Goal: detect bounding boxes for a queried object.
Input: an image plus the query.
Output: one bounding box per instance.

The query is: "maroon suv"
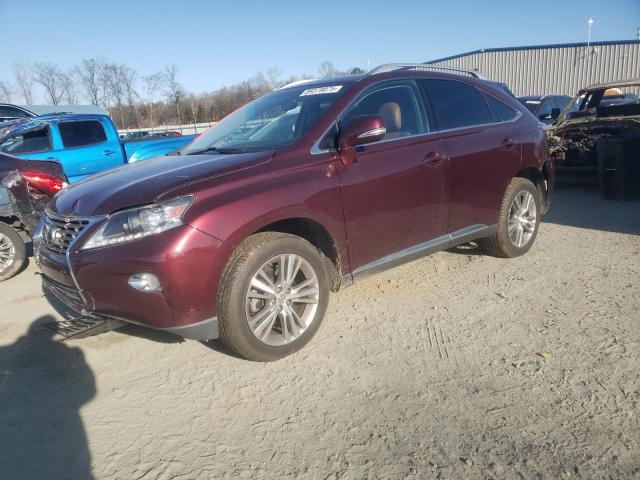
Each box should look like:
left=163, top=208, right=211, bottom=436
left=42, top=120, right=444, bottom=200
left=36, top=65, right=553, bottom=361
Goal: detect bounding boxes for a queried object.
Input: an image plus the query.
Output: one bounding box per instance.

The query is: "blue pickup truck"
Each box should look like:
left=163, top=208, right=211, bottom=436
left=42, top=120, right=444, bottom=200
left=0, top=114, right=196, bottom=183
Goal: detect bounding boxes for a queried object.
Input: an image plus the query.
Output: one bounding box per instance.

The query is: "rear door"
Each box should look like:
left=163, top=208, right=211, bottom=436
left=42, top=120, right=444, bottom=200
left=53, top=118, right=122, bottom=181
left=420, top=78, right=520, bottom=232
left=332, top=79, right=450, bottom=273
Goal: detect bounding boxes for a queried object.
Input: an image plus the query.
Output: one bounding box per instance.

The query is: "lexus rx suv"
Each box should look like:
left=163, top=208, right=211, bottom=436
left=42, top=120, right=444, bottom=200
left=35, top=65, right=554, bottom=361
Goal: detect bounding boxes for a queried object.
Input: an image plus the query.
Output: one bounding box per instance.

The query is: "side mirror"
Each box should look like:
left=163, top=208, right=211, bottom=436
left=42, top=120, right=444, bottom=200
left=338, top=115, right=386, bottom=165
left=551, top=107, right=561, bottom=119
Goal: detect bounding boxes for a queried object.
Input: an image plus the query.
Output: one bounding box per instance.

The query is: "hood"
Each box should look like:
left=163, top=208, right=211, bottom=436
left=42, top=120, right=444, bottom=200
left=50, top=151, right=272, bottom=217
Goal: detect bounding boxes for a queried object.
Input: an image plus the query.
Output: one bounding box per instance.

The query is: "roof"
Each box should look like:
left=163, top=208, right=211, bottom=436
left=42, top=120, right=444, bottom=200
left=16, top=104, right=108, bottom=116
left=580, top=78, right=640, bottom=93
left=427, top=39, right=640, bottom=64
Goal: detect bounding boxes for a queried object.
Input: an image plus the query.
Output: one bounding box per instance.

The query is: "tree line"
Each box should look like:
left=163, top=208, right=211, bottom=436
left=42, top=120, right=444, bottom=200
left=0, top=60, right=364, bottom=130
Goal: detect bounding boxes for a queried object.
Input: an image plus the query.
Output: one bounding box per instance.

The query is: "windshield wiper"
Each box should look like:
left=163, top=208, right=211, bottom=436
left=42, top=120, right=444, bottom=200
left=186, top=146, right=245, bottom=155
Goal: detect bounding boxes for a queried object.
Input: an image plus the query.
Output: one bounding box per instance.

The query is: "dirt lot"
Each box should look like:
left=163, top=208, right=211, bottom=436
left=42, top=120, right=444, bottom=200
left=0, top=188, right=639, bottom=480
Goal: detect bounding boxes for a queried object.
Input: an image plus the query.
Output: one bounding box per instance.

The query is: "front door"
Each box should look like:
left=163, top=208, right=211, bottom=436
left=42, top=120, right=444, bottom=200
left=334, top=80, right=450, bottom=274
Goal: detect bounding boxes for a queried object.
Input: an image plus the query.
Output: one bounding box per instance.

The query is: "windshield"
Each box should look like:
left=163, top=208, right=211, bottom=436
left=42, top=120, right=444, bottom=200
left=183, top=84, right=349, bottom=154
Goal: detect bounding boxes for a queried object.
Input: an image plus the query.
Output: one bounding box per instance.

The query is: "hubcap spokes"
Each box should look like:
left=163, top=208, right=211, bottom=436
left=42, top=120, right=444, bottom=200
left=508, top=190, right=537, bottom=248
left=0, top=233, right=16, bottom=272
left=246, top=254, right=319, bottom=346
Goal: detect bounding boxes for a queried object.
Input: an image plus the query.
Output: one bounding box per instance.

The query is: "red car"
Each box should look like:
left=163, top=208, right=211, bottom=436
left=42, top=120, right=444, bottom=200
left=36, top=65, right=554, bottom=360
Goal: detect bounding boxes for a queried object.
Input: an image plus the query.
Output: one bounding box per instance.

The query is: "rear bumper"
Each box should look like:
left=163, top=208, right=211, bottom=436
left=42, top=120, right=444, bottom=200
left=36, top=223, right=228, bottom=341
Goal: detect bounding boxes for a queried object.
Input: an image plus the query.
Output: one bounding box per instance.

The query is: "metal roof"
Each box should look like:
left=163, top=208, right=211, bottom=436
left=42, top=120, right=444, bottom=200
left=427, top=40, right=640, bottom=64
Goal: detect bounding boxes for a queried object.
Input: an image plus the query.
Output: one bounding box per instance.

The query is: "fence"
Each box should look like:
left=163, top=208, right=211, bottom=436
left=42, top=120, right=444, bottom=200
left=118, top=121, right=217, bottom=137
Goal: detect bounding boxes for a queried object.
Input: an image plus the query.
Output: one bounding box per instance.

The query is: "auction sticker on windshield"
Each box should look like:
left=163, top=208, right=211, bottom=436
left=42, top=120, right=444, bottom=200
left=300, top=86, right=343, bottom=96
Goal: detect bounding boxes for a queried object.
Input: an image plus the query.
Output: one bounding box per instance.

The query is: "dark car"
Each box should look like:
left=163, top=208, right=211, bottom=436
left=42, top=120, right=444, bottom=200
left=0, top=104, right=34, bottom=123
left=0, top=152, right=67, bottom=280
left=517, top=95, right=572, bottom=124
left=35, top=64, right=553, bottom=360
left=144, top=131, right=182, bottom=138
left=547, top=79, right=640, bottom=198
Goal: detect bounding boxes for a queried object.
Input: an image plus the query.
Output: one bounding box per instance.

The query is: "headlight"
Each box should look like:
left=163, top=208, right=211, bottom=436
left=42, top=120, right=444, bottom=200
left=81, top=196, right=194, bottom=250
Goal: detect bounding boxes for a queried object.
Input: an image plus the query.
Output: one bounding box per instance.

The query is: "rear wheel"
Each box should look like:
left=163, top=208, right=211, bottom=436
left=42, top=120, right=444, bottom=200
left=481, top=177, right=541, bottom=258
left=218, top=232, right=330, bottom=361
left=0, top=222, right=26, bottom=282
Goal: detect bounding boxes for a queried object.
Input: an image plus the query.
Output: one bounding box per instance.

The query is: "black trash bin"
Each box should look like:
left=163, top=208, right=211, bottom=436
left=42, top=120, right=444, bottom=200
left=596, top=137, right=640, bottom=200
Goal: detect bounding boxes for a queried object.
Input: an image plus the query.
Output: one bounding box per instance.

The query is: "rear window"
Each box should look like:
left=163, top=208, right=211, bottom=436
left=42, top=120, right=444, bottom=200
left=59, top=120, right=107, bottom=147
left=0, top=126, right=51, bottom=154
left=485, top=94, right=519, bottom=122
left=421, top=79, right=492, bottom=130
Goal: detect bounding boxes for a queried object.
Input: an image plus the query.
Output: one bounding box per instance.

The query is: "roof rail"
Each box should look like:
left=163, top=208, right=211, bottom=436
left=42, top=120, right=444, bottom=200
left=367, top=63, right=486, bottom=79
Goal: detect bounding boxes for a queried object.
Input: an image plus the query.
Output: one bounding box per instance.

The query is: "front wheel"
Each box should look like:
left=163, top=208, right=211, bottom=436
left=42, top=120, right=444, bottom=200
left=217, top=232, right=330, bottom=361
left=481, top=177, right=541, bottom=258
left=0, top=222, right=27, bottom=282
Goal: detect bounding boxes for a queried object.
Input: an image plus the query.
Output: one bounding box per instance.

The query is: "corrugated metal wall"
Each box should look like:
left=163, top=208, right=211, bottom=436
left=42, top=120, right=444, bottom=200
left=428, top=43, right=640, bottom=96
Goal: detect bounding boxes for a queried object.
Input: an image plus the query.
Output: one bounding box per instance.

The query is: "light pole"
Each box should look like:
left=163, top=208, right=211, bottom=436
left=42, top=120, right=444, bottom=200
left=586, top=18, right=594, bottom=84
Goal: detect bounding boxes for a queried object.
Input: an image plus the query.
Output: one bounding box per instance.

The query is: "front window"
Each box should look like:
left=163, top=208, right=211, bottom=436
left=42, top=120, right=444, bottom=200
left=183, top=83, right=350, bottom=154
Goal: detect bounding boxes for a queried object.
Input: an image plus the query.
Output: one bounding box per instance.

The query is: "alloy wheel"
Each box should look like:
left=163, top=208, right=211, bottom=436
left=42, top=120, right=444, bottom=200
left=508, top=190, right=537, bottom=248
left=0, top=232, right=16, bottom=273
left=245, top=253, right=320, bottom=346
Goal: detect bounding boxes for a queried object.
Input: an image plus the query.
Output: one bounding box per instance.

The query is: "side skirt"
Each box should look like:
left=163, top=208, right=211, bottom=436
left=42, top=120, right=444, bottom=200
left=348, top=224, right=496, bottom=283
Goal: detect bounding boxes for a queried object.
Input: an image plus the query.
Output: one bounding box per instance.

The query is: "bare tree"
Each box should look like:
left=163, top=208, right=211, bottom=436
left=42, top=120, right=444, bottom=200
left=102, top=63, right=127, bottom=127
left=120, top=66, right=139, bottom=128
left=61, top=71, right=79, bottom=104
left=163, top=65, right=185, bottom=125
left=318, top=61, right=337, bottom=79
left=76, top=58, right=103, bottom=105
left=142, top=73, right=162, bottom=128
left=186, top=94, right=200, bottom=131
left=265, top=66, right=283, bottom=90
left=0, top=81, right=15, bottom=103
left=13, top=62, right=35, bottom=104
left=33, top=62, right=66, bottom=104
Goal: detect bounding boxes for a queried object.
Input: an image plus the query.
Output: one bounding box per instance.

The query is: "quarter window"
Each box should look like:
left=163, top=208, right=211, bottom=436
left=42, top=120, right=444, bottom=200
left=421, top=79, right=492, bottom=130
left=0, top=126, right=52, bottom=154
left=485, top=94, right=519, bottom=122
left=59, top=120, right=107, bottom=148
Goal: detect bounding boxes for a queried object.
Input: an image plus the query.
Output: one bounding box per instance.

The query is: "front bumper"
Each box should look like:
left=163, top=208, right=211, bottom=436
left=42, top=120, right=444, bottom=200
left=36, top=223, right=228, bottom=341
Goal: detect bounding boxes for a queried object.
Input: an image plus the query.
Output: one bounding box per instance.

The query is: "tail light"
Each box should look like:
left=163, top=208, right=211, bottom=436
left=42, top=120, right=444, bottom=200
left=20, top=172, right=68, bottom=196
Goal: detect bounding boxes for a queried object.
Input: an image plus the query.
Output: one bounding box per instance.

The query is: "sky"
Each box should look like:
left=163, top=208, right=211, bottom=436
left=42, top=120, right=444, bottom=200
left=0, top=0, right=638, bottom=100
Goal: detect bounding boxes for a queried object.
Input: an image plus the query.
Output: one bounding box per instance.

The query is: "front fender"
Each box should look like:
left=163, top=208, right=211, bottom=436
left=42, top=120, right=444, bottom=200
left=179, top=157, right=350, bottom=276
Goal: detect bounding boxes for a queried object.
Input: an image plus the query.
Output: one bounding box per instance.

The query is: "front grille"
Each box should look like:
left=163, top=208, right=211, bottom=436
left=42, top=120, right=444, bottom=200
left=41, top=275, right=87, bottom=314
left=41, top=212, right=90, bottom=255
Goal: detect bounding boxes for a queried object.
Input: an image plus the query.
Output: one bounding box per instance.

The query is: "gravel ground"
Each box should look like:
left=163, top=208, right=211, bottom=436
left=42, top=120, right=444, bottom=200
left=1, top=187, right=639, bottom=480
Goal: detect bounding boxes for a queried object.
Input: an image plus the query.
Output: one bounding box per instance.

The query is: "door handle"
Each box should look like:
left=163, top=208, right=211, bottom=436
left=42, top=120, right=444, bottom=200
left=500, top=138, right=516, bottom=149
left=423, top=151, right=448, bottom=166
left=102, top=149, right=116, bottom=156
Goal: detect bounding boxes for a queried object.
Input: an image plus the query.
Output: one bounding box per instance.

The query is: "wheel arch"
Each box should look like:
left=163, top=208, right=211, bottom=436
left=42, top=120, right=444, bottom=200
left=253, top=217, right=343, bottom=292
left=515, top=165, right=551, bottom=214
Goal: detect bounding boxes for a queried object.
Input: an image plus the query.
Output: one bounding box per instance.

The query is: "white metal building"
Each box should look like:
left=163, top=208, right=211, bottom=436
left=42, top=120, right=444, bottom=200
left=426, top=40, right=640, bottom=96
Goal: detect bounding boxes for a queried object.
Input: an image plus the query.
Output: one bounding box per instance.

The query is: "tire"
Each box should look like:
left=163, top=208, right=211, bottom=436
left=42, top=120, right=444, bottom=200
left=218, top=232, right=330, bottom=361
left=0, top=222, right=27, bottom=282
left=480, top=177, right=541, bottom=258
